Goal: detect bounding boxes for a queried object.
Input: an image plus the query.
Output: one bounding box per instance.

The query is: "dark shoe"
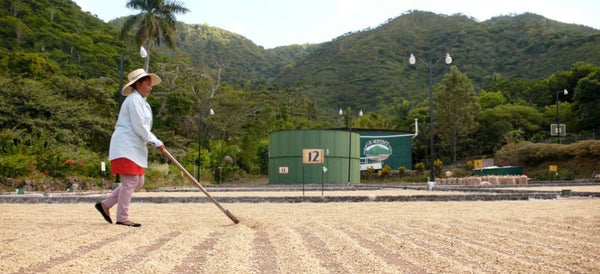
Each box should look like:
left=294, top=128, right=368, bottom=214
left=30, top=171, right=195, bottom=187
left=95, top=202, right=112, bottom=224
left=116, top=221, right=141, bottom=227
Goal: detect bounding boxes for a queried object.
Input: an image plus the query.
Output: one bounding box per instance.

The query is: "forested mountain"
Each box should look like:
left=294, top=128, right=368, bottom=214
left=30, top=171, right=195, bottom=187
left=270, top=11, right=600, bottom=111
left=175, top=24, right=318, bottom=88
left=1, top=0, right=599, bottom=182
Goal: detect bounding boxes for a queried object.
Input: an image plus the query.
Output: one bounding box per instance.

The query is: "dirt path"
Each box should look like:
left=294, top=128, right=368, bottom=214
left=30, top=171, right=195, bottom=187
left=1, top=199, right=599, bottom=273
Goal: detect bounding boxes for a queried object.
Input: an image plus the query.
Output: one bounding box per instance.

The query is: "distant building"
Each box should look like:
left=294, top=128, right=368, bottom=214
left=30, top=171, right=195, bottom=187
left=354, top=129, right=414, bottom=172
left=268, top=128, right=415, bottom=185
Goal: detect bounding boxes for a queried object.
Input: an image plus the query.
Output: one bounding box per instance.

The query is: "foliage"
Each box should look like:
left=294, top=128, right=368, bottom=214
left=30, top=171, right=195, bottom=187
left=379, top=165, right=392, bottom=178
left=572, top=69, right=600, bottom=131
left=0, top=75, right=115, bottom=153
left=170, top=23, right=315, bottom=89
left=366, top=166, right=375, bottom=175
left=495, top=140, right=600, bottom=167
left=0, top=154, right=34, bottom=178
left=414, top=162, right=425, bottom=174
left=532, top=169, right=575, bottom=181
left=272, top=11, right=600, bottom=112
left=209, top=139, right=240, bottom=183
left=434, top=159, right=443, bottom=176
left=144, top=162, right=175, bottom=189
left=0, top=0, right=125, bottom=79
left=397, top=166, right=406, bottom=176
left=477, top=90, right=506, bottom=109
left=445, top=166, right=473, bottom=178
left=435, top=66, right=481, bottom=162
left=120, top=0, right=189, bottom=71
left=466, top=160, right=474, bottom=171
left=0, top=128, right=105, bottom=180
left=476, top=104, right=546, bottom=155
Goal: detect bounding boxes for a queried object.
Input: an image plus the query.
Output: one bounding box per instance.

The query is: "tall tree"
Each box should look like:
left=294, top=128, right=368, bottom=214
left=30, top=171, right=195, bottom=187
left=477, top=104, right=545, bottom=154
left=435, top=66, right=480, bottom=162
left=572, top=70, right=600, bottom=132
left=121, top=0, right=189, bottom=71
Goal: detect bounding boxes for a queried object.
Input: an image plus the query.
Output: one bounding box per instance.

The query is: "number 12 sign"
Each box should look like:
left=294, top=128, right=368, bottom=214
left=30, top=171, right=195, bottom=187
left=303, top=149, right=324, bottom=164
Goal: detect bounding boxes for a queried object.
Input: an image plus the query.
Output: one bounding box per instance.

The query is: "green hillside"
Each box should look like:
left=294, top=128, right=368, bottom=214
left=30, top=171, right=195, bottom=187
left=0, top=0, right=127, bottom=79
left=271, top=11, right=600, bottom=111
left=0, top=0, right=598, bottom=184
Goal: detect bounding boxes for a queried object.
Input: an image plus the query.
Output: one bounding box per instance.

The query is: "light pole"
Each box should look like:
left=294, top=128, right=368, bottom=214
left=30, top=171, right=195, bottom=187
left=409, top=52, right=452, bottom=181
left=197, top=108, right=215, bottom=181
left=339, top=108, right=363, bottom=186
left=556, top=89, right=568, bottom=144
left=118, top=46, right=148, bottom=106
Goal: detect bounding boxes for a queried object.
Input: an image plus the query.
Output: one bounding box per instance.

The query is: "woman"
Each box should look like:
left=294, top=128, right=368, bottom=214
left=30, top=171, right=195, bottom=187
left=95, top=68, right=165, bottom=227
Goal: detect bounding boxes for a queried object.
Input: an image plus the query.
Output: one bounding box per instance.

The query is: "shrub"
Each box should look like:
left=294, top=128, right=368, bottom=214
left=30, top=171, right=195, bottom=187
left=532, top=169, right=574, bottom=181
left=397, top=166, right=406, bottom=177
left=495, top=141, right=595, bottom=166
left=0, top=154, right=34, bottom=178
left=466, top=160, right=473, bottom=171
left=414, top=162, right=425, bottom=174
left=434, top=159, right=443, bottom=176
left=379, top=165, right=392, bottom=178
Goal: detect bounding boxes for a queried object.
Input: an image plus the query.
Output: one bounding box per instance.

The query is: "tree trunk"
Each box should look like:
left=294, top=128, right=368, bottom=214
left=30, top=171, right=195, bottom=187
left=143, top=41, right=151, bottom=72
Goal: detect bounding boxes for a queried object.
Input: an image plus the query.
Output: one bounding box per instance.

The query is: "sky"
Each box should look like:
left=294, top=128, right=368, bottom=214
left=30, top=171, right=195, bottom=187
left=74, top=0, right=600, bottom=49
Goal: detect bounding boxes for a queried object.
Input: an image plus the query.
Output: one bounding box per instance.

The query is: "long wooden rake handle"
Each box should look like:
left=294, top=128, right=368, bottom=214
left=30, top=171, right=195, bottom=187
left=162, top=149, right=240, bottom=224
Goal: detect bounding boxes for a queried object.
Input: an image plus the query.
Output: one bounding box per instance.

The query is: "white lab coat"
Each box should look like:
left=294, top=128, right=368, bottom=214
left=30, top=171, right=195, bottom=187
left=108, top=90, right=163, bottom=168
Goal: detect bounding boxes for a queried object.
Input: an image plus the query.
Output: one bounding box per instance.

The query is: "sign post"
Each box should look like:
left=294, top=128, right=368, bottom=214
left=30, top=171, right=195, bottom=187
left=550, top=124, right=566, bottom=137
left=303, top=149, right=324, bottom=164
left=302, top=149, right=324, bottom=197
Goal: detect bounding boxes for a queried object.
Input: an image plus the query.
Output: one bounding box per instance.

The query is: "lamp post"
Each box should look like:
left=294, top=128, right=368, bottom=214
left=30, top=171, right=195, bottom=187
left=118, top=46, right=148, bottom=106
left=409, top=52, right=452, bottom=182
left=197, top=108, right=215, bottom=181
left=339, top=108, right=363, bottom=186
left=556, top=89, right=568, bottom=144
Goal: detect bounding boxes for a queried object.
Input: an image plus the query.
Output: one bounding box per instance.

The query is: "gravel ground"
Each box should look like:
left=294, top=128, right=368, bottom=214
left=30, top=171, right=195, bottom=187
left=1, top=198, right=599, bottom=273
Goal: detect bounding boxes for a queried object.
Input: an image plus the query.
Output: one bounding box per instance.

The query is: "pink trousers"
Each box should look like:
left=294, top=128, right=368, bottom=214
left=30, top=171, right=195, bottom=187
left=102, top=174, right=144, bottom=222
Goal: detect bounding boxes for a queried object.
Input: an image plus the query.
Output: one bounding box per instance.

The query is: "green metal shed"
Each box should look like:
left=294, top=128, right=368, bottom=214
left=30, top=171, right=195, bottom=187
left=472, top=166, right=523, bottom=176
left=355, top=129, right=415, bottom=171
left=268, top=129, right=360, bottom=185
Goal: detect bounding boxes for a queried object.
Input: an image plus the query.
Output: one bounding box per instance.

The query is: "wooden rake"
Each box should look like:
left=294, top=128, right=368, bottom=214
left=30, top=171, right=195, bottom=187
left=161, top=149, right=240, bottom=224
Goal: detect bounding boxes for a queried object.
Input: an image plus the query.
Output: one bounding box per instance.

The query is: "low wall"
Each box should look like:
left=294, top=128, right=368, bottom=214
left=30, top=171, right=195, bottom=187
left=436, top=175, right=529, bottom=185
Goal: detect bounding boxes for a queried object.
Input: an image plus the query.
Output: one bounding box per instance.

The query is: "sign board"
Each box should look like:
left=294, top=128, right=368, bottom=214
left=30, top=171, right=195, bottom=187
left=279, top=166, right=289, bottom=174
left=303, top=149, right=324, bottom=164
left=474, top=159, right=483, bottom=169
left=482, top=158, right=494, bottom=167
left=550, top=124, right=566, bottom=136
left=549, top=165, right=557, bottom=172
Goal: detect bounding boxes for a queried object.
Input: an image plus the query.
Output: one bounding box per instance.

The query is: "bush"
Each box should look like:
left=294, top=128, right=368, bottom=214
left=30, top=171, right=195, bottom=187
left=495, top=141, right=596, bottom=166
left=434, top=159, right=443, bottom=176
left=0, top=154, right=34, bottom=178
left=466, top=160, right=473, bottom=171
left=379, top=165, right=392, bottom=178
left=532, top=169, right=574, bottom=181
left=414, top=162, right=425, bottom=174
left=397, top=166, right=406, bottom=177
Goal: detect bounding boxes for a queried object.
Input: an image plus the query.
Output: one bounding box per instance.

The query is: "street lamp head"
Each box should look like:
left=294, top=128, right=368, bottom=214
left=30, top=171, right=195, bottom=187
left=563, top=89, right=568, bottom=95
left=445, top=53, right=452, bottom=64
left=140, top=46, right=147, bottom=58
left=409, top=53, right=416, bottom=65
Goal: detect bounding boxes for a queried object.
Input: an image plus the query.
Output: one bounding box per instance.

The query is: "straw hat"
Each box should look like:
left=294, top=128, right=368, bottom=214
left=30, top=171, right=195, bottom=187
left=121, top=68, right=161, bottom=96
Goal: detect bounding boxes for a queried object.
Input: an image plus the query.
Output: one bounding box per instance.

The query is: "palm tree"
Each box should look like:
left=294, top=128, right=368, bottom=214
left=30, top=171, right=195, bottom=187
left=121, top=0, right=189, bottom=71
